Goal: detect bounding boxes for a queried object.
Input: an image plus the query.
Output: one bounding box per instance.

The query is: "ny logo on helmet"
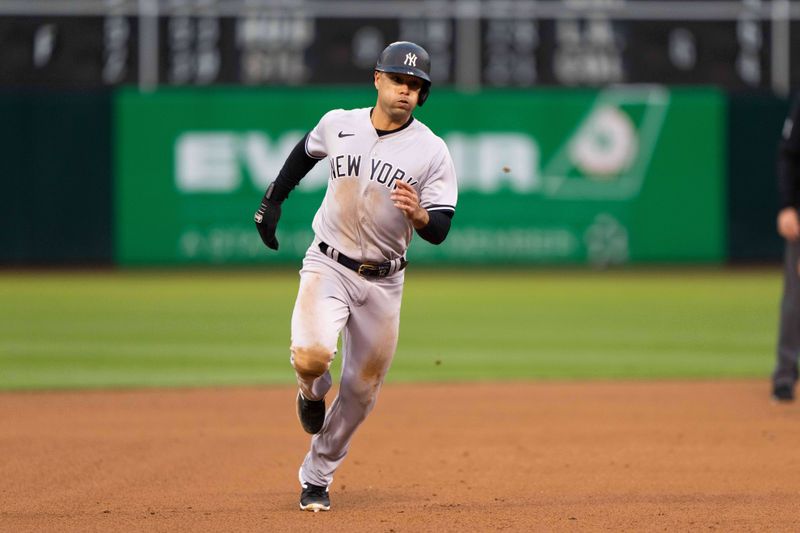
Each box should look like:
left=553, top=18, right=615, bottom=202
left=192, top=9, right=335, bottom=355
left=404, top=53, right=417, bottom=67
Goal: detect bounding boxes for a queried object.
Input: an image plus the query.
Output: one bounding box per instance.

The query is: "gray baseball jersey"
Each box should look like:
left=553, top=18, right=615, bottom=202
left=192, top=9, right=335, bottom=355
left=292, top=107, right=458, bottom=490
left=305, top=107, right=457, bottom=262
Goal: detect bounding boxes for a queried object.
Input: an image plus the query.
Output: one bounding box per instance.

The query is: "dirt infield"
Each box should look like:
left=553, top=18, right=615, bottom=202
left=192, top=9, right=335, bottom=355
left=2, top=381, right=799, bottom=532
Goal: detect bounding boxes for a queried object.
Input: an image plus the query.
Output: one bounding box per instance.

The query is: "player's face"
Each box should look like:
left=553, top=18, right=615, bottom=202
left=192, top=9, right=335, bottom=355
left=374, top=71, right=423, bottom=121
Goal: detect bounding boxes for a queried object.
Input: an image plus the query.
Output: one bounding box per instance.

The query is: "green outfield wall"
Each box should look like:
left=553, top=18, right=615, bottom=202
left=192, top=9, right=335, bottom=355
left=0, top=90, right=112, bottom=264
left=115, top=87, right=726, bottom=266
left=727, top=93, right=788, bottom=262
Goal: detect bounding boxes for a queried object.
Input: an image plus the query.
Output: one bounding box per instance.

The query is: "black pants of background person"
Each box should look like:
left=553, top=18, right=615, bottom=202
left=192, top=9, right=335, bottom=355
left=774, top=240, right=800, bottom=400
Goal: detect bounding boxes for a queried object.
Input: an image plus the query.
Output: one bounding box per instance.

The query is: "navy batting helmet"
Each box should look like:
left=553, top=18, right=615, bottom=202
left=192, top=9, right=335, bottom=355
left=375, top=41, right=432, bottom=106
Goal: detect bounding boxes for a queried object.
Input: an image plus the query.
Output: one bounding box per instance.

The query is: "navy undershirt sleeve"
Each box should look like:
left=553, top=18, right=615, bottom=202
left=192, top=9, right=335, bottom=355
left=416, top=210, right=454, bottom=245
left=268, top=133, right=320, bottom=203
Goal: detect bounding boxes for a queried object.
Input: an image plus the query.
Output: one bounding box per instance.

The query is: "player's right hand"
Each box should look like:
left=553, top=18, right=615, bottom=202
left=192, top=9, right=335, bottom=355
left=254, top=199, right=281, bottom=250
left=778, top=207, right=800, bottom=241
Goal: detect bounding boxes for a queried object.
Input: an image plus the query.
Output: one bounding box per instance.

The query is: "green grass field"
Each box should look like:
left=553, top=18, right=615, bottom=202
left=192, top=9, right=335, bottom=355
left=0, top=269, right=782, bottom=390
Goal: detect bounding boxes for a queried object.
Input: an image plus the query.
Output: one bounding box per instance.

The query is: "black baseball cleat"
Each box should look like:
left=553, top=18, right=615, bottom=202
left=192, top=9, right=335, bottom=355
left=772, top=384, right=795, bottom=403
left=296, top=391, right=326, bottom=434
left=299, top=481, right=330, bottom=512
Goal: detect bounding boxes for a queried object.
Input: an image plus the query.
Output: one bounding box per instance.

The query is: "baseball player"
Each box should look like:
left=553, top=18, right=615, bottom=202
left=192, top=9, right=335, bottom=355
left=773, top=93, right=800, bottom=402
left=253, top=41, right=457, bottom=511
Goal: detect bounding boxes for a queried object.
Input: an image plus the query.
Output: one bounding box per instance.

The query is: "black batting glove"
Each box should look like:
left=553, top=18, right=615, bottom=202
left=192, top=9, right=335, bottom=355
left=254, top=182, right=282, bottom=251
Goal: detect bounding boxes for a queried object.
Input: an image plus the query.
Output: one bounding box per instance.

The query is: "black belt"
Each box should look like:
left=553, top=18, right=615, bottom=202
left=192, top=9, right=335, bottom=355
left=318, top=242, right=407, bottom=278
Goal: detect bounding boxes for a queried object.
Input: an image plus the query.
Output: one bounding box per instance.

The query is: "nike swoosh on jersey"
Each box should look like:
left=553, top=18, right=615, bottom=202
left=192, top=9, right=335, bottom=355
left=338, top=131, right=355, bottom=138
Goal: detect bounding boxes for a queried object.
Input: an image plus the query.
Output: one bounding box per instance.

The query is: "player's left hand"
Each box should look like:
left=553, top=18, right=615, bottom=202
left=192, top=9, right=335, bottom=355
left=391, top=181, right=429, bottom=229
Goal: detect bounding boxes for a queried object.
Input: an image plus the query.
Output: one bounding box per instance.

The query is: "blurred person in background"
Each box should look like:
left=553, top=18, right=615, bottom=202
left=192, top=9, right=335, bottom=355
left=773, top=94, right=800, bottom=402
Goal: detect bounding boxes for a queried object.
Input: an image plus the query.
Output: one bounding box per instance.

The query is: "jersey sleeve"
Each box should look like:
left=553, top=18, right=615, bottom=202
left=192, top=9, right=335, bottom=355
left=304, top=110, right=338, bottom=160
left=419, top=142, right=458, bottom=214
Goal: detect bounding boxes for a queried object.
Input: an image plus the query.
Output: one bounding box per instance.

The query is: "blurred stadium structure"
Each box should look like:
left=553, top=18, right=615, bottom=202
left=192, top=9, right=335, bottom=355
left=0, top=0, right=798, bottom=266
left=1, top=0, right=799, bottom=91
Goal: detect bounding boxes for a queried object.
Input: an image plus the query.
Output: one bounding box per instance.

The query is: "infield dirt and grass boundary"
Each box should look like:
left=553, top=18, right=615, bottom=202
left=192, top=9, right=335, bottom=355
left=2, top=270, right=796, bottom=530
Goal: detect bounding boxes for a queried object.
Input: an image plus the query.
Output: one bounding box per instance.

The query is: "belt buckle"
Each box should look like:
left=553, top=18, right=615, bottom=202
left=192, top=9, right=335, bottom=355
left=357, top=264, right=375, bottom=276
left=357, top=263, right=388, bottom=277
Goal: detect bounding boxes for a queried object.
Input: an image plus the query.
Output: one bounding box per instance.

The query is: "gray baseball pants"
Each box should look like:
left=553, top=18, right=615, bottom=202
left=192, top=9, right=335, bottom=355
left=290, top=244, right=404, bottom=488
left=774, top=240, right=800, bottom=387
